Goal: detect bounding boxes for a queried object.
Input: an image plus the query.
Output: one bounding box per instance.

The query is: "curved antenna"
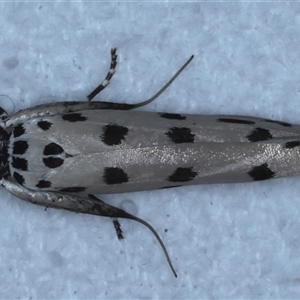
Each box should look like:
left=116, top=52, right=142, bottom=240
left=124, top=211, right=177, bottom=278
left=131, top=55, right=194, bottom=109
left=88, top=194, right=177, bottom=277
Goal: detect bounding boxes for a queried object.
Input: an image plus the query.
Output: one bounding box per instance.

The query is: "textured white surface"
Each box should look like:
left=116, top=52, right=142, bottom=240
left=1, top=2, right=300, bottom=299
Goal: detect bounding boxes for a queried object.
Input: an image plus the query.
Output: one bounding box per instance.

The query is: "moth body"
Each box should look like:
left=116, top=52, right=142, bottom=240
left=1, top=48, right=298, bottom=277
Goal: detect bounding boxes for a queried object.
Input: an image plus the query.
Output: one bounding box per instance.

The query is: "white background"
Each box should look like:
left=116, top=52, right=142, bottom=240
left=1, top=2, right=300, bottom=299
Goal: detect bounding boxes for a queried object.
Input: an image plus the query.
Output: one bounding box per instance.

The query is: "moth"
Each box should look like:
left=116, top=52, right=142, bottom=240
left=1, top=49, right=299, bottom=277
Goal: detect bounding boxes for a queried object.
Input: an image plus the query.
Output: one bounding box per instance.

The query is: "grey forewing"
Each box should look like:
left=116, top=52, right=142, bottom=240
left=7, top=109, right=300, bottom=195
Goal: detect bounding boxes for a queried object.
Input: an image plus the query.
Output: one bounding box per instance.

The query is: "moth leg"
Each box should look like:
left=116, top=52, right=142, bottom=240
left=2, top=179, right=177, bottom=277
left=87, top=48, right=118, bottom=101
left=112, top=218, right=124, bottom=240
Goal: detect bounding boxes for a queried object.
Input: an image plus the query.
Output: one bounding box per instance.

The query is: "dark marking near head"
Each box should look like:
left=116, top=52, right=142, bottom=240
left=13, top=140, right=28, bottom=155
left=264, top=119, right=292, bottom=127
left=36, top=180, right=52, bottom=188
left=248, top=163, right=275, bottom=181
left=159, top=113, right=186, bottom=120
left=160, top=185, right=183, bottom=189
left=13, top=172, right=24, bottom=184
left=12, top=157, right=28, bottom=171
left=103, top=167, right=129, bottom=184
left=247, top=128, right=272, bottom=142
left=62, top=113, right=87, bottom=122
left=0, top=127, right=8, bottom=141
left=0, top=107, right=7, bottom=120
left=60, top=187, right=87, bottom=193
left=101, top=124, right=128, bottom=146
left=43, top=143, right=64, bottom=155
left=218, top=118, right=255, bottom=125
left=13, top=124, right=25, bottom=138
left=168, top=167, right=197, bottom=182
left=166, top=127, right=195, bottom=143
left=285, top=141, right=300, bottom=149
left=43, top=157, right=64, bottom=168
left=37, top=120, right=52, bottom=130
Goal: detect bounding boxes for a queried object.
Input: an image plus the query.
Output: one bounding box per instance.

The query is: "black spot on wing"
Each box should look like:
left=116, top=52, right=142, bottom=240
left=37, top=120, right=52, bottom=130
left=13, top=140, right=28, bottom=155
left=247, top=128, right=272, bottom=142
left=285, top=141, right=300, bottom=149
left=12, top=157, right=28, bottom=171
left=168, top=167, right=197, bottom=182
left=264, top=119, right=292, bottom=127
left=103, top=167, right=129, bottom=184
left=13, top=124, right=25, bottom=138
left=101, top=124, right=128, bottom=146
left=159, top=113, right=186, bottom=120
left=248, top=163, right=275, bottom=181
left=166, top=127, right=195, bottom=143
left=43, top=143, right=64, bottom=155
left=36, top=180, right=52, bottom=188
left=60, top=187, right=87, bottom=193
left=13, top=172, right=24, bottom=184
left=62, top=113, right=87, bottom=122
left=43, top=157, right=64, bottom=168
left=218, top=118, right=255, bottom=125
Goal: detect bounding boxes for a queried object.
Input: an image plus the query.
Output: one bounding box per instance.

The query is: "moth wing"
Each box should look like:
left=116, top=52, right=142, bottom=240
left=8, top=109, right=300, bottom=194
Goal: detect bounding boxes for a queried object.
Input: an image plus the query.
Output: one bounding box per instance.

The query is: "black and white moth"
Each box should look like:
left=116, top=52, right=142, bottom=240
left=1, top=49, right=299, bottom=277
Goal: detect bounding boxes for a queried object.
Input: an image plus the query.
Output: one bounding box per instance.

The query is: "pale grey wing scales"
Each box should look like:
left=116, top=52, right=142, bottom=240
left=8, top=109, right=300, bottom=194
left=20, top=139, right=300, bottom=194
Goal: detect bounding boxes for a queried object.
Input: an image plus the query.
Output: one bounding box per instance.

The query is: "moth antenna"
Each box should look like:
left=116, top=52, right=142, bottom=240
left=132, top=55, right=194, bottom=109
left=88, top=194, right=177, bottom=277
left=124, top=212, right=177, bottom=278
